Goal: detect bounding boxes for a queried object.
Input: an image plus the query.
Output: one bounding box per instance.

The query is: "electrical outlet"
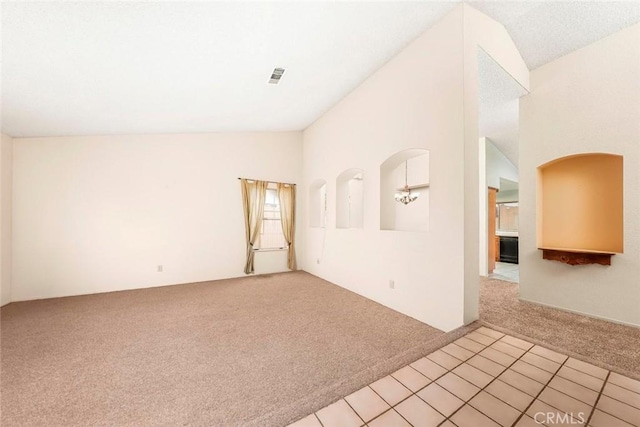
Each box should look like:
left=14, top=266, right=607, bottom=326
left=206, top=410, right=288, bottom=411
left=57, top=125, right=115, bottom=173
left=389, top=280, right=395, bottom=289
left=157, top=265, right=163, bottom=273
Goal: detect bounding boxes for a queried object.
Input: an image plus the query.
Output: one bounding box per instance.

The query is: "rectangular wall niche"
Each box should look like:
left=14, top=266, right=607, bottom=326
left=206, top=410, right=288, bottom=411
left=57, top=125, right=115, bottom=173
left=336, top=169, right=364, bottom=229
left=380, top=149, right=430, bottom=232
left=537, top=153, right=623, bottom=265
left=309, top=179, right=327, bottom=228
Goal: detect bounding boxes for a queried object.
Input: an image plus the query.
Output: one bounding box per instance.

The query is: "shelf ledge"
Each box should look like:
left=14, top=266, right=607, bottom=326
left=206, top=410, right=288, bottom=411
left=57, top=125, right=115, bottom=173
left=538, top=248, right=614, bottom=266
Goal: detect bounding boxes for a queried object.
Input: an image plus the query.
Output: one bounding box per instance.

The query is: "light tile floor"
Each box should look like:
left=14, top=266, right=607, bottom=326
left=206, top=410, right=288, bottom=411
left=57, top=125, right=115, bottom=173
left=288, top=327, right=640, bottom=427
left=490, top=262, right=519, bottom=283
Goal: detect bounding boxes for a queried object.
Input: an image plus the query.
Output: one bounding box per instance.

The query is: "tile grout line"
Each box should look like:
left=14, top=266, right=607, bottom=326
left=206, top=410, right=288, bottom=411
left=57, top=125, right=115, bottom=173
left=312, top=333, right=485, bottom=427
left=404, top=364, right=462, bottom=422
left=464, top=330, right=494, bottom=342
left=543, top=378, right=599, bottom=407
left=308, top=329, right=634, bottom=427
left=480, top=319, right=640, bottom=383
left=449, top=333, right=604, bottom=425
left=584, top=371, right=640, bottom=426
left=354, top=328, right=498, bottom=425
left=555, top=365, right=607, bottom=390
left=365, top=339, right=497, bottom=426
left=597, top=388, right=640, bottom=414
left=387, top=362, right=477, bottom=426
left=356, top=337, right=540, bottom=426
left=341, top=397, right=367, bottom=427
left=383, top=407, right=414, bottom=427
left=510, top=356, right=572, bottom=427
left=290, top=322, right=485, bottom=426
left=584, top=370, right=610, bottom=427
left=366, top=379, right=418, bottom=426
left=432, top=335, right=632, bottom=426
left=439, top=337, right=570, bottom=426
left=401, top=343, right=494, bottom=425
left=512, top=360, right=640, bottom=425
left=563, top=360, right=610, bottom=382
left=526, top=343, right=576, bottom=364
left=453, top=347, right=535, bottom=415
left=441, top=338, right=539, bottom=427
left=428, top=332, right=544, bottom=425
left=527, top=360, right=635, bottom=419
left=361, top=386, right=389, bottom=425
left=605, top=376, right=640, bottom=395
left=410, top=356, right=477, bottom=421
left=501, top=352, right=614, bottom=407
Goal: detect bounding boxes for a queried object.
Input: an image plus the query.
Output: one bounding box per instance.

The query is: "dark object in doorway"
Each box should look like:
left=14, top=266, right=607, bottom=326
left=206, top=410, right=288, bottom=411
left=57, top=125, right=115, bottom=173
left=499, top=236, right=518, bottom=264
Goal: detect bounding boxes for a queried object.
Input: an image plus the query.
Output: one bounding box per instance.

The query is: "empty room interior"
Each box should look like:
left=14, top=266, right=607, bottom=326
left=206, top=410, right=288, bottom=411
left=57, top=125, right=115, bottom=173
left=2, top=2, right=640, bottom=427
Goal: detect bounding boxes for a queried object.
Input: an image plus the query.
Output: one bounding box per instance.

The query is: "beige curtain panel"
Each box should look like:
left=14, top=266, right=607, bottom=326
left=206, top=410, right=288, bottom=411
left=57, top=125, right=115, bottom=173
left=277, top=183, right=297, bottom=271
left=241, top=179, right=268, bottom=274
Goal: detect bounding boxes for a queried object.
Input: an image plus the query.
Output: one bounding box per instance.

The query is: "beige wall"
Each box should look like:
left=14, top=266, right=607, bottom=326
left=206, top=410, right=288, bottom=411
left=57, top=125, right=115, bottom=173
left=1, top=133, right=13, bottom=306
left=539, top=154, right=623, bottom=253
left=302, top=5, right=528, bottom=331
left=12, top=132, right=303, bottom=301
left=520, top=24, right=640, bottom=326
left=303, top=6, right=466, bottom=331
left=462, top=6, right=529, bottom=323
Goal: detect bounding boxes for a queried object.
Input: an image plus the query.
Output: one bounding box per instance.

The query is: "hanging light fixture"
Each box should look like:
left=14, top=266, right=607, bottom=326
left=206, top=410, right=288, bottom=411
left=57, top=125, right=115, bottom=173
left=395, top=161, right=420, bottom=205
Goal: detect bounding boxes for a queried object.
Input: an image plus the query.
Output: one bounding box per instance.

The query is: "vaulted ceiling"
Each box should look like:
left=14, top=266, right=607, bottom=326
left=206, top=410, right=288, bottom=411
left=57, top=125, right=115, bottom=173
left=2, top=1, right=639, bottom=141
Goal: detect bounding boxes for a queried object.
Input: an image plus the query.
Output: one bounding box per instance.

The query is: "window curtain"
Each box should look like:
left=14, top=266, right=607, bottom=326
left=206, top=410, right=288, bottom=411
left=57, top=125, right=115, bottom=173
left=241, top=179, right=268, bottom=274
left=277, top=183, right=297, bottom=270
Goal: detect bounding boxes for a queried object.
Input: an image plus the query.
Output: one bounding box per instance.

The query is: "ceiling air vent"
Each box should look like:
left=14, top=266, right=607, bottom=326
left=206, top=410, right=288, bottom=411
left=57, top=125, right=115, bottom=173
left=268, top=67, right=285, bottom=84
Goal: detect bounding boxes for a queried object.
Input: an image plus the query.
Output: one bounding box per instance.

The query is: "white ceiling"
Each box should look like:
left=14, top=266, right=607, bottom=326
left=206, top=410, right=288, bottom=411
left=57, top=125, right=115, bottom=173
left=471, top=1, right=640, bottom=70
left=1, top=1, right=457, bottom=137
left=2, top=1, right=640, bottom=138
left=473, top=1, right=640, bottom=167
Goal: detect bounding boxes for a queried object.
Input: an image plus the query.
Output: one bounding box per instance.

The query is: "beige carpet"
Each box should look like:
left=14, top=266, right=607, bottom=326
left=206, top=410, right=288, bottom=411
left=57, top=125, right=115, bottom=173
left=480, top=276, right=640, bottom=380
left=1, top=271, right=459, bottom=427
left=4, top=273, right=637, bottom=426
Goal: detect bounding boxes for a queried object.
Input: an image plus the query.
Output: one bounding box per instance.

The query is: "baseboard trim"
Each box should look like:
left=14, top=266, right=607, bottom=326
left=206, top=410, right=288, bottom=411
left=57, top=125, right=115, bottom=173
left=6, top=270, right=298, bottom=305
left=518, top=296, right=639, bottom=328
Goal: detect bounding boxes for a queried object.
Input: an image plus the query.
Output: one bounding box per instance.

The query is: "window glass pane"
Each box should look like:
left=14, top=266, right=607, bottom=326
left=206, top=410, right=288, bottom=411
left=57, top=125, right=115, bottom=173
left=265, top=188, right=279, bottom=207
left=256, top=188, right=286, bottom=249
left=497, top=202, right=519, bottom=232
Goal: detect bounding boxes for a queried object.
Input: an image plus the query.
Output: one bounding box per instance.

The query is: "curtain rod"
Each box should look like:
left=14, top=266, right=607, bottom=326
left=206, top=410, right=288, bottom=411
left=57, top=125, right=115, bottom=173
left=237, top=177, right=296, bottom=186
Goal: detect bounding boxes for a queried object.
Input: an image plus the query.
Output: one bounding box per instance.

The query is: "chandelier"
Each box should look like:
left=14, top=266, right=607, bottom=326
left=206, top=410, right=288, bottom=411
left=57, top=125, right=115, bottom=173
left=394, top=161, right=420, bottom=205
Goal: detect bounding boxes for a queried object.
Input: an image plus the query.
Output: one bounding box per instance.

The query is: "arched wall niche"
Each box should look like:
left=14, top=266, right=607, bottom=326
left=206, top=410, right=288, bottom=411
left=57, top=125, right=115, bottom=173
left=380, top=149, right=430, bottom=231
left=537, top=153, right=623, bottom=257
left=309, top=179, right=327, bottom=228
left=336, top=169, right=364, bottom=229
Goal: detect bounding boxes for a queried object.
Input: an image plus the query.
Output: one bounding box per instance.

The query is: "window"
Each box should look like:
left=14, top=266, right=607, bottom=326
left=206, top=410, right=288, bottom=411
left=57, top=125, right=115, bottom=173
left=496, top=202, right=519, bottom=232
left=256, top=188, right=287, bottom=250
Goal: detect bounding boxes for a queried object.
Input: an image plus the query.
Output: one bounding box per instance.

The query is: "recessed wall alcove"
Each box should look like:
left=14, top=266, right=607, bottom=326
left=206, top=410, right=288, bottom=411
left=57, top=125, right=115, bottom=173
left=380, top=149, right=430, bottom=231
left=537, top=153, right=623, bottom=265
left=336, top=169, right=364, bottom=229
left=309, top=179, right=327, bottom=228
